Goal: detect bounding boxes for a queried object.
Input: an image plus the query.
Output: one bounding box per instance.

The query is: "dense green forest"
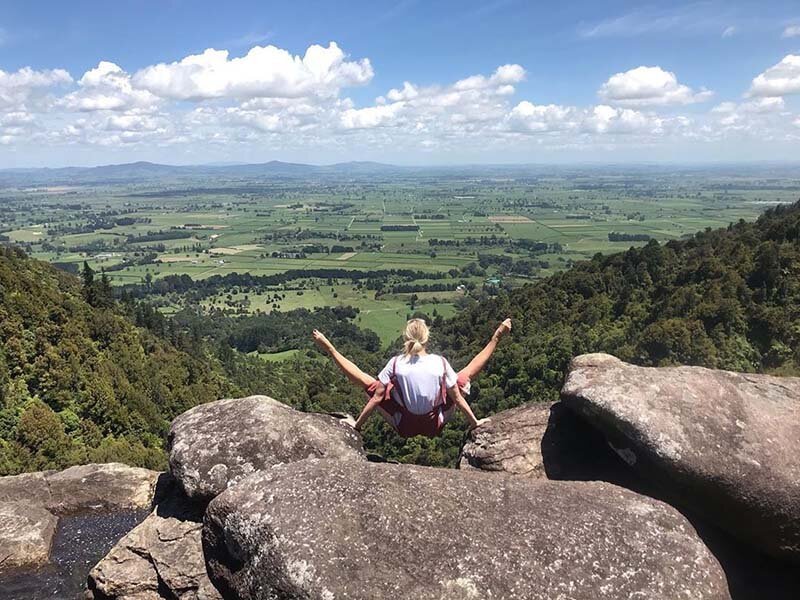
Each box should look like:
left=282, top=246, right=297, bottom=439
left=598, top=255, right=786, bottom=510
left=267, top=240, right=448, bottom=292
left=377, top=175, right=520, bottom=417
left=0, top=247, right=233, bottom=474
left=1, top=201, right=798, bottom=473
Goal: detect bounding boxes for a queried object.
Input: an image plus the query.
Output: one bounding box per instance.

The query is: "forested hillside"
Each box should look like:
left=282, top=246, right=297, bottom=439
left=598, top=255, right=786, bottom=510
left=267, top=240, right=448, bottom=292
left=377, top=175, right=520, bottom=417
left=0, top=246, right=233, bottom=474
left=436, top=200, right=800, bottom=413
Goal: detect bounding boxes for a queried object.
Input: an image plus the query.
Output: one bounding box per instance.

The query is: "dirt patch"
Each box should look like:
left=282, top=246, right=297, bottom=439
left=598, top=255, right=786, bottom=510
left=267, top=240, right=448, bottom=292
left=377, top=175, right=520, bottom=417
left=337, top=252, right=357, bottom=261
left=488, top=215, right=533, bottom=223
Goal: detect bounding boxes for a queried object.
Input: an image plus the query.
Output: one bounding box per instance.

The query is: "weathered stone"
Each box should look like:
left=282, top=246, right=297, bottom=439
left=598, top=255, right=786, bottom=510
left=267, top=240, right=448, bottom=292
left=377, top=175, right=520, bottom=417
left=168, top=395, right=365, bottom=501
left=0, top=471, right=53, bottom=504
left=87, top=488, right=220, bottom=600
left=204, top=459, right=729, bottom=600
left=0, top=501, right=57, bottom=571
left=458, top=401, right=639, bottom=485
left=46, top=463, right=160, bottom=515
left=561, top=352, right=800, bottom=563
left=0, top=464, right=159, bottom=517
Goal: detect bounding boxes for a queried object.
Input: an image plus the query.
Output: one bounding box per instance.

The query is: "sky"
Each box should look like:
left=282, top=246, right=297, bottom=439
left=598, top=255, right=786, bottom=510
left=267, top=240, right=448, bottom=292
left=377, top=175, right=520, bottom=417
left=1, top=0, right=800, bottom=167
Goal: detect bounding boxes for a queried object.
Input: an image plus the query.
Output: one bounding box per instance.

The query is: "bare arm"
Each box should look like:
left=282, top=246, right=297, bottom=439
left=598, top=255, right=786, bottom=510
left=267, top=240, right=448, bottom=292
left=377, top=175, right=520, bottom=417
left=354, top=381, right=385, bottom=431
left=447, top=385, right=487, bottom=429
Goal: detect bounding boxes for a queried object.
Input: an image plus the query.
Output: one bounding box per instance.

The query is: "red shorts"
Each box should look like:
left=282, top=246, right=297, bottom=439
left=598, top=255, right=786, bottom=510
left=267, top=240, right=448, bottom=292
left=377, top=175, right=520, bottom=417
left=364, top=371, right=470, bottom=438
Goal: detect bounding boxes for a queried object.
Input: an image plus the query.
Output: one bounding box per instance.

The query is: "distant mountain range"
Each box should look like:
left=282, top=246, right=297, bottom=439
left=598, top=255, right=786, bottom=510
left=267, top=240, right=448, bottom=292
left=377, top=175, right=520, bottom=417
left=0, top=160, right=412, bottom=185
left=2, top=159, right=800, bottom=186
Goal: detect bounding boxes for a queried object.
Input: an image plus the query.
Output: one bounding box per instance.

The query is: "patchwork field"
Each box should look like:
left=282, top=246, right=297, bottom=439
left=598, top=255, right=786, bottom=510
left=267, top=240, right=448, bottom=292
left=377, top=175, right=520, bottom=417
left=2, top=167, right=795, bottom=340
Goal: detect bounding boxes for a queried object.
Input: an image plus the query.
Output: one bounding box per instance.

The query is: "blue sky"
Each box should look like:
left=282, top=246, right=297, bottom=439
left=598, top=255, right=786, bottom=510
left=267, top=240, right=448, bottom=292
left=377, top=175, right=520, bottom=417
left=1, top=0, right=800, bottom=166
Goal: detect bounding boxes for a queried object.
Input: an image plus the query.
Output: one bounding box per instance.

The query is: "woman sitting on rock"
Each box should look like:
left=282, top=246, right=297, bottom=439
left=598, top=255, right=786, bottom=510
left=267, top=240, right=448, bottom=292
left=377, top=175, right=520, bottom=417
left=312, top=317, right=511, bottom=437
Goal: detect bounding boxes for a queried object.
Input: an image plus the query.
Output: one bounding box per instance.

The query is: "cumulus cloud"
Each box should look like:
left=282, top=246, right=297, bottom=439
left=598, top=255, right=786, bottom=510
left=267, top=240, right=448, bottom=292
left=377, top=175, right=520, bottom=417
left=599, top=66, right=713, bottom=106
left=341, top=65, right=525, bottom=131
left=0, top=66, right=72, bottom=110
left=132, top=42, right=373, bottom=101
left=61, top=61, right=159, bottom=112
left=748, top=54, right=800, bottom=97
left=506, top=102, right=666, bottom=136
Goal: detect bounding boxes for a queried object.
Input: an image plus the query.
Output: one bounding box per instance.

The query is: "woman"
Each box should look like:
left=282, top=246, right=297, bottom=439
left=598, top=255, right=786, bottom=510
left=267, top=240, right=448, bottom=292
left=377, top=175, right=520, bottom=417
left=312, top=317, right=511, bottom=437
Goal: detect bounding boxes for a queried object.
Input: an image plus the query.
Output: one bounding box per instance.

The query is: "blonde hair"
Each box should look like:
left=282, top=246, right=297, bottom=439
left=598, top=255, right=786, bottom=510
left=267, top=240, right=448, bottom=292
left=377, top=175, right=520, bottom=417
left=403, top=318, right=430, bottom=356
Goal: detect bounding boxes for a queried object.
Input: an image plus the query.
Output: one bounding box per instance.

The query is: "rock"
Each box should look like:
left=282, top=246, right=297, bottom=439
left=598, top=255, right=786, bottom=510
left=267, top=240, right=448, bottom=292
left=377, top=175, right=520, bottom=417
left=203, top=459, right=729, bottom=600
left=0, top=471, right=53, bottom=504
left=459, top=401, right=551, bottom=475
left=0, top=463, right=159, bottom=516
left=561, top=352, right=800, bottom=563
left=46, top=463, right=159, bottom=515
left=168, top=395, right=365, bottom=501
left=87, top=487, right=221, bottom=600
left=459, top=401, right=639, bottom=485
left=0, top=501, right=58, bottom=571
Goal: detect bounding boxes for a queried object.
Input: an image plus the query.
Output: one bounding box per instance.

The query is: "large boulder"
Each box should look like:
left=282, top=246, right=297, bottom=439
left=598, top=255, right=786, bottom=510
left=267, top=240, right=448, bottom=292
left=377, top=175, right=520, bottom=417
left=561, top=353, right=800, bottom=563
left=0, top=463, right=159, bottom=515
left=459, top=401, right=639, bottom=485
left=168, top=395, right=365, bottom=501
left=87, top=486, right=221, bottom=600
left=203, top=459, right=729, bottom=600
left=0, top=501, right=58, bottom=571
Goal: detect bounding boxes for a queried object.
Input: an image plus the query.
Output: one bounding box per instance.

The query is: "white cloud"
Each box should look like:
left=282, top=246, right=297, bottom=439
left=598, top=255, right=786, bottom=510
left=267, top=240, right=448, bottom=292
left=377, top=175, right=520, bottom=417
left=339, top=64, right=525, bottom=131
left=722, top=25, right=737, bottom=38
left=749, top=54, right=800, bottom=96
left=61, top=61, right=159, bottom=112
left=506, top=102, right=575, bottom=132
left=782, top=25, right=800, bottom=38
left=599, top=66, right=713, bottom=106
left=0, top=66, right=72, bottom=110
left=132, top=42, right=373, bottom=101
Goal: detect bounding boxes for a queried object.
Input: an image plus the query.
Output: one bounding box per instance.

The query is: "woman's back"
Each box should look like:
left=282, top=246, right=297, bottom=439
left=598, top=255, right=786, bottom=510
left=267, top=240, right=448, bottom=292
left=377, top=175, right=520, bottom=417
left=378, top=353, right=458, bottom=415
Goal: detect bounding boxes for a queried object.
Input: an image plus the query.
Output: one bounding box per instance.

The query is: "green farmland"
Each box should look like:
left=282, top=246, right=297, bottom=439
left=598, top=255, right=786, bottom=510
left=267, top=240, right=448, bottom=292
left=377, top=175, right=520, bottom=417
left=2, top=167, right=795, bottom=341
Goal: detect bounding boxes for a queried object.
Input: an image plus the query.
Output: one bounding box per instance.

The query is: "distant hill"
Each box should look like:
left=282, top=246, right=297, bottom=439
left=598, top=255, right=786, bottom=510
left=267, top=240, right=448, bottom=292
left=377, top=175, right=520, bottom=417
left=2, top=159, right=800, bottom=186
left=0, top=159, right=406, bottom=185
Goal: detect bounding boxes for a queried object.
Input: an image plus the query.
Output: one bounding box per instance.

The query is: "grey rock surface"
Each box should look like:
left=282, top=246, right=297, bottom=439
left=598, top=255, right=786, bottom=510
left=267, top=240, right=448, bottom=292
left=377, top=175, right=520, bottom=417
left=0, top=463, right=159, bottom=515
left=87, top=487, right=221, bottom=600
left=204, top=459, right=730, bottom=600
left=459, top=401, right=552, bottom=475
left=561, top=352, right=800, bottom=563
left=168, top=395, right=365, bottom=501
left=0, top=501, right=58, bottom=571
left=47, top=463, right=159, bottom=515
left=459, top=401, right=639, bottom=485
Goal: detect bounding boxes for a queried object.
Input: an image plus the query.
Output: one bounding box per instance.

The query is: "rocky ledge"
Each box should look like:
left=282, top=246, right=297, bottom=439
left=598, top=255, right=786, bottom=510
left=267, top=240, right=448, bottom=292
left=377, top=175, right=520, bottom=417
left=168, top=395, right=365, bottom=501
left=1, top=357, right=799, bottom=599
left=561, top=353, right=800, bottom=563
left=204, top=459, right=728, bottom=599
left=0, top=463, right=159, bottom=573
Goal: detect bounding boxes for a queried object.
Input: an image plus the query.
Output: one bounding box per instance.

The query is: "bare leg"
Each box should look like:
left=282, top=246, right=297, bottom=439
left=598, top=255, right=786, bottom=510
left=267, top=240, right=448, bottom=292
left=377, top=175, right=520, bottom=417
left=461, top=318, right=512, bottom=379
left=312, top=329, right=376, bottom=388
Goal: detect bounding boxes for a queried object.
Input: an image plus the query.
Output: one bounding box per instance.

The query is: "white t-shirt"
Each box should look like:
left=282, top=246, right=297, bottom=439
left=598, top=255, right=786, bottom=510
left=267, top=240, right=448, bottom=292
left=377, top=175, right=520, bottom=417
left=378, top=353, right=458, bottom=415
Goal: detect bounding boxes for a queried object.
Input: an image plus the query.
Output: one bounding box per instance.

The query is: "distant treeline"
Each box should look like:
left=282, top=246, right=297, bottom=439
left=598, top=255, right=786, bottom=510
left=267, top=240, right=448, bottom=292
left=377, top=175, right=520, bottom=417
left=608, top=232, right=652, bottom=242
left=380, top=224, right=419, bottom=231
left=127, top=230, right=193, bottom=243
left=119, top=267, right=454, bottom=299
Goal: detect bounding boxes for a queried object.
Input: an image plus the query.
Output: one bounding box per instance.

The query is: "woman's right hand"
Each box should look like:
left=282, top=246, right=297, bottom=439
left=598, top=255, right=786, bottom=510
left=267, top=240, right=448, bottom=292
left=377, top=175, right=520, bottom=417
left=472, top=417, right=491, bottom=429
